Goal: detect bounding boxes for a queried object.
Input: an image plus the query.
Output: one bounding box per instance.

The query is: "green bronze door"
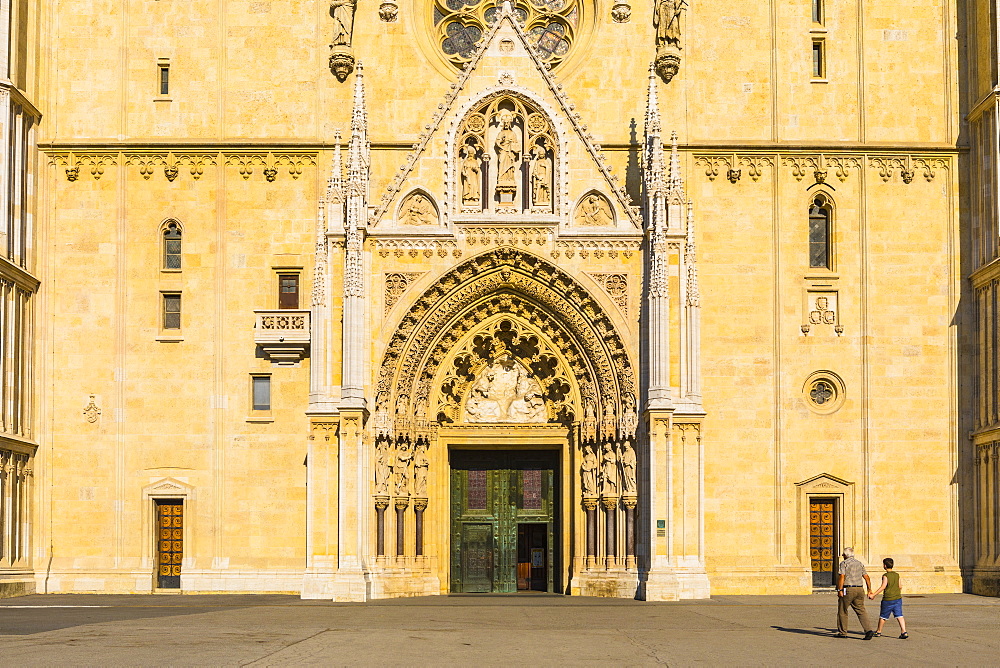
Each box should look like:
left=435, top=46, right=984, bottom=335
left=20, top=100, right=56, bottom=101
left=450, top=450, right=558, bottom=593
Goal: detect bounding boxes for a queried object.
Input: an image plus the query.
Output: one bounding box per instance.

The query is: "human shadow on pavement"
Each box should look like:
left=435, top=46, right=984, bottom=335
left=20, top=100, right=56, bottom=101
left=771, top=626, right=849, bottom=638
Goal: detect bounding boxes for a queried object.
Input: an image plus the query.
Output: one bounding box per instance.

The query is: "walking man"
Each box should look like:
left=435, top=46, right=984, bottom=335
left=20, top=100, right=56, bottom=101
left=836, top=547, right=874, bottom=640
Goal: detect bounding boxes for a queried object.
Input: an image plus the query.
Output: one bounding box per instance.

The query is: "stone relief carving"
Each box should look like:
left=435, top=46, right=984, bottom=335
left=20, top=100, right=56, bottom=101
left=413, top=441, right=429, bottom=496
left=439, top=318, right=571, bottom=425
left=379, top=0, right=398, bottom=22
left=611, top=1, right=631, bottom=23
left=374, top=238, right=461, bottom=258
left=551, top=239, right=640, bottom=259
left=465, top=356, right=547, bottom=423
left=530, top=143, right=552, bottom=207
left=393, top=440, right=413, bottom=495
left=600, top=443, right=619, bottom=497
left=620, top=442, right=637, bottom=494
left=375, top=439, right=391, bottom=495
left=574, top=193, right=614, bottom=226
left=457, top=96, right=556, bottom=214
left=581, top=445, right=599, bottom=497
left=589, top=273, right=628, bottom=315
left=83, top=395, right=101, bottom=423
left=460, top=146, right=483, bottom=207
left=384, top=272, right=425, bottom=313
left=654, top=0, right=687, bottom=82
left=329, top=0, right=357, bottom=80
left=803, top=292, right=843, bottom=336
left=400, top=192, right=438, bottom=226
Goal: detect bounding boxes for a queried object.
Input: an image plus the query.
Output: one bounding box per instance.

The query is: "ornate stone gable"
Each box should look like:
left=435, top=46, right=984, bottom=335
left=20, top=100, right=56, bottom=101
left=368, top=5, right=640, bottom=231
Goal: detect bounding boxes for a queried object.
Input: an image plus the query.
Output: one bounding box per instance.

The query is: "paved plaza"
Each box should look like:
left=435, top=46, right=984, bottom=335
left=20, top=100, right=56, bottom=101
left=0, top=593, right=997, bottom=666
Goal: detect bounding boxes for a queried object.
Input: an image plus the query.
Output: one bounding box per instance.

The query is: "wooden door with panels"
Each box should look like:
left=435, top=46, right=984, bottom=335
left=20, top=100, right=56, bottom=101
left=809, top=497, right=838, bottom=587
left=156, top=499, right=184, bottom=589
left=450, top=450, right=557, bottom=593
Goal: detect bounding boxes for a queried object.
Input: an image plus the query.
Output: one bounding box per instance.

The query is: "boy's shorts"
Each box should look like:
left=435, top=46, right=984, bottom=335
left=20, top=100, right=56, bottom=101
left=879, top=598, right=903, bottom=619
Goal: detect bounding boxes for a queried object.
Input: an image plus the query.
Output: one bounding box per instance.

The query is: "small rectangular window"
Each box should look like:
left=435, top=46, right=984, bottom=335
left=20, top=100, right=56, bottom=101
left=278, top=274, right=300, bottom=309
left=159, top=64, right=170, bottom=95
left=812, top=40, right=825, bottom=79
left=162, top=293, right=181, bottom=330
left=811, top=0, right=823, bottom=24
left=252, top=375, right=271, bottom=411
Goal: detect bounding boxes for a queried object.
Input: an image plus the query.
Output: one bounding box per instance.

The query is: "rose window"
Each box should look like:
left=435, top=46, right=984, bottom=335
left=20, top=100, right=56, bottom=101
left=434, top=0, right=580, bottom=67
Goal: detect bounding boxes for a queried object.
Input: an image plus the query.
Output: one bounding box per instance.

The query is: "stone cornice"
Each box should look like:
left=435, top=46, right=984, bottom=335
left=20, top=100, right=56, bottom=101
left=0, top=256, right=40, bottom=292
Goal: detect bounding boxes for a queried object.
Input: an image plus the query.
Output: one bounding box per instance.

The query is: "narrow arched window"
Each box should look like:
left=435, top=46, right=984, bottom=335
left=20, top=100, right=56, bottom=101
left=808, top=197, right=832, bottom=269
left=163, top=222, right=182, bottom=269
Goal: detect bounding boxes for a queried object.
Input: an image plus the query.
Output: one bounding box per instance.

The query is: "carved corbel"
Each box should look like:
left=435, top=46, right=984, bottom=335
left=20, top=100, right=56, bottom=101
left=379, top=0, right=398, bottom=21
left=737, top=155, right=773, bottom=182
left=694, top=155, right=732, bottom=182
left=78, top=154, right=117, bottom=180
left=611, top=1, right=631, bottom=22
left=225, top=154, right=266, bottom=180
left=869, top=156, right=898, bottom=182
left=176, top=154, right=217, bottom=180
left=126, top=154, right=167, bottom=180
left=781, top=156, right=815, bottom=182
left=274, top=154, right=315, bottom=180
left=164, top=153, right=180, bottom=182
left=912, top=157, right=945, bottom=183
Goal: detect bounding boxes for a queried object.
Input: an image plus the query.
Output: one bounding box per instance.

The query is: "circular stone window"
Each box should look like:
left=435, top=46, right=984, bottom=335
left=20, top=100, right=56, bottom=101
left=433, top=0, right=582, bottom=68
left=802, top=371, right=846, bottom=415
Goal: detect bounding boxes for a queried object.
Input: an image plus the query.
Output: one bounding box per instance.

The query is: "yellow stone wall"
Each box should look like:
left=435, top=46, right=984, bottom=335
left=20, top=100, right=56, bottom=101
left=32, top=0, right=966, bottom=595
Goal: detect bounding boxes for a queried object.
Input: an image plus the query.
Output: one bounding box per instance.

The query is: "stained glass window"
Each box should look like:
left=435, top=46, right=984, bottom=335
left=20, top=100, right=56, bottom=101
left=434, top=0, right=580, bottom=68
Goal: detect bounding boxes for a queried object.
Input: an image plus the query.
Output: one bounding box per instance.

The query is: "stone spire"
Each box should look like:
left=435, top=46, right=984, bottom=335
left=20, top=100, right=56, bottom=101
left=644, top=64, right=666, bottom=197
left=668, top=131, right=683, bottom=193
left=346, top=61, right=369, bottom=212
left=341, top=65, right=368, bottom=410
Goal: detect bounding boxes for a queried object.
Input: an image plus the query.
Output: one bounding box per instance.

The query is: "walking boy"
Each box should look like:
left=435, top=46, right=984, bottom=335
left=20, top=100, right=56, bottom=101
left=869, top=557, right=908, bottom=639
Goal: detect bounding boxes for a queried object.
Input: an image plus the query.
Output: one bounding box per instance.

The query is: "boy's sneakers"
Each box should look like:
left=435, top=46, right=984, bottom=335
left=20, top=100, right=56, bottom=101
left=899, top=632, right=909, bottom=639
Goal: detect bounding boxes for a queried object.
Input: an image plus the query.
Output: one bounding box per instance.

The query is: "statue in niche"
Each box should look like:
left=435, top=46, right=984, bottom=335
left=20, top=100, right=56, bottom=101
left=461, top=147, right=482, bottom=204
left=330, top=0, right=357, bottom=47
left=530, top=144, right=551, bottom=207
left=402, top=193, right=435, bottom=225
left=581, top=445, right=599, bottom=497
left=413, top=442, right=429, bottom=497
left=620, top=442, right=637, bottom=495
left=653, top=0, right=686, bottom=48
left=494, top=111, right=520, bottom=199
left=394, top=441, right=413, bottom=495
left=464, top=355, right=546, bottom=423
left=600, top=442, right=619, bottom=497
left=375, top=439, right=391, bottom=495
left=576, top=193, right=614, bottom=226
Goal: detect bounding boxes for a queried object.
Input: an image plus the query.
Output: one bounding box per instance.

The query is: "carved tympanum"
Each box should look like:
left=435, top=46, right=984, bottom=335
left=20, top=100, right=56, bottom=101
left=575, top=192, right=614, bottom=226
left=400, top=192, right=438, bottom=226
left=465, top=355, right=547, bottom=423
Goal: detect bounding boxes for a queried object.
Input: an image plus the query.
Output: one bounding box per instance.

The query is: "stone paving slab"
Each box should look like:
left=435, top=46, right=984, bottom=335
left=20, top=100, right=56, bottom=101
left=0, top=593, right=997, bottom=666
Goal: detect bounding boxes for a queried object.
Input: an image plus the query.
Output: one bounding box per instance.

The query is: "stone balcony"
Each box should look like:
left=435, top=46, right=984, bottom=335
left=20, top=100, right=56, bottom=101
left=254, top=310, right=310, bottom=364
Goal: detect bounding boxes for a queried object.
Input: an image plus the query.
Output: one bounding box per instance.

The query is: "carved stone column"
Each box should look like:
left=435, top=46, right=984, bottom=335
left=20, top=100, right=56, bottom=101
left=374, top=496, right=390, bottom=559
left=395, top=497, right=409, bottom=560
left=583, top=497, right=598, bottom=570
left=622, top=496, right=637, bottom=570
left=413, top=498, right=427, bottom=558
left=602, top=497, right=618, bottom=569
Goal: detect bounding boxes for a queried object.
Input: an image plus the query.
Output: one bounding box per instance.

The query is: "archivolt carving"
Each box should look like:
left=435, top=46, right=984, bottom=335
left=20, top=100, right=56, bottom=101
left=374, top=248, right=636, bottom=445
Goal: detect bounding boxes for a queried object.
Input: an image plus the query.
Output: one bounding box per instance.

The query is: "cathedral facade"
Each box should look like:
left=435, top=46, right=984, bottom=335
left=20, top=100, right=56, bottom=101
left=1, top=0, right=993, bottom=599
